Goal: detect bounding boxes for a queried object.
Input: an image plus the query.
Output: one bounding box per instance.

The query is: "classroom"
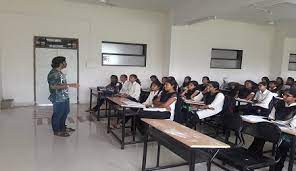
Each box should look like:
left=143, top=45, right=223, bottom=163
left=0, top=0, right=296, bottom=171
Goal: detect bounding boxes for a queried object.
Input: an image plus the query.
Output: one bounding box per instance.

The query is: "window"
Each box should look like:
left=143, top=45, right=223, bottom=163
left=288, top=54, right=296, bottom=71
left=101, top=41, right=147, bottom=67
left=210, top=48, right=243, bottom=69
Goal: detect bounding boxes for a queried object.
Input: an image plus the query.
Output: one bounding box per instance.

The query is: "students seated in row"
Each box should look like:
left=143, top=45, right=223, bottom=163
left=88, top=75, right=122, bottom=112
left=244, top=82, right=274, bottom=116
left=186, top=81, right=225, bottom=128
left=137, top=78, right=178, bottom=134
left=119, top=74, right=130, bottom=94
left=181, top=81, right=200, bottom=100
left=237, top=80, right=256, bottom=100
left=199, top=76, right=210, bottom=91
left=248, top=88, right=296, bottom=171
left=142, top=80, right=161, bottom=107
left=180, top=76, right=191, bottom=92
left=119, top=74, right=141, bottom=102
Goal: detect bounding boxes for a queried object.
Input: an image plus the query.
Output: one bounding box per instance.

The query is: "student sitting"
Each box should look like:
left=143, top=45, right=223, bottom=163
left=119, top=74, right=131, bottom=94
left=276, top=77, right=290, bottom=95
left=269, top=80, right=279, bottom=96
left=180, top=76, right=191, bottom=92
left=199, top=76, right=210, bottom=91
left=137, top=78, right=178, bottom=134
left=244, top=82, right=274, bottom=116
left=237, top=80, right=256, bottom=100
left=286, top=77, right=295, bottom=88
left=261, top=76, right=270, bottom=89
left=187, top=81, right=225, bottom=128
left=88, top=75, right=121, bottom=112
left=160, top=76, right=168, bottom=91
left=142, top=80, right=161, bottom=107
left=150, top=75, right=159, bottom=83
left=181, top=81, right=200, bottom=100
left=120, top=74, right=141, bottom=102
left=248, top=88, right=296, bottom=171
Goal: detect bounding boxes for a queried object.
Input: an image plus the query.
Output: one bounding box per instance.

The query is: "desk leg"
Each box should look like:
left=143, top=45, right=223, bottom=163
left=121, top=107, right=126, bottom=150
left=156, top=142, right=160, bottom=167
left=142, top=128, right=148, bottom=171
left=107, top=101, right=111, bottom=134
left=89, top=89, right=93, bottom=110
left=288, top=136, right=296, bottom=171
left=189, top=151, right=195, bottom=171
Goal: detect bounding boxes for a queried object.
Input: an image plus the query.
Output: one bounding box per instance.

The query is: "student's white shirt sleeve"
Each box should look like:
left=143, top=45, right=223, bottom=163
left=193, top=92, right=203, bottom=102
left=268, top=107, right=276, bottom=120
left=290, top=115, right=296, bottom=128
left=143, top=91, right=156, bottom=106
left=208, top=93, right=225, bottom=109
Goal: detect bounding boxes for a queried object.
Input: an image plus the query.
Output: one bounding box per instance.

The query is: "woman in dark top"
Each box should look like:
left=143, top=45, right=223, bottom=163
left=137, top=78, right=178, bottom=134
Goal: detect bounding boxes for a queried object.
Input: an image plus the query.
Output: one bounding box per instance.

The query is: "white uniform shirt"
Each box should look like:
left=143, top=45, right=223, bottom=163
left=196, top=92, right=225, bottom=119
left=253, top=89, right=274, bottom=109
left=269, top=102, right=296, bottom=128
left=120, top=81, right=131, bottom=94
left=128, top=81, right=141, bottom=101
left=143, top=90, right=159, bottom=106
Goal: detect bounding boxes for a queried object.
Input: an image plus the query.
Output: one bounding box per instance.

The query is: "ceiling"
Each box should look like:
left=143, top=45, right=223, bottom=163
left=65, top=0, right=296, bottom=36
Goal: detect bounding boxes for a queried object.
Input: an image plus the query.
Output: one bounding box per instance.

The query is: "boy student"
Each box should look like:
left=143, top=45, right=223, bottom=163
left=47, top=56, right=79, bottom=137
left=248, top=88, right=296, bottom=171
left=187, top=81, right=225, bottom=128
left=244, top=82, right=274, bottom=116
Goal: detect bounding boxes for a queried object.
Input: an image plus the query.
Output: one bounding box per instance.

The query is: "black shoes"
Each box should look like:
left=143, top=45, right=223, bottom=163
left=54, top=131, right=70, bottom=137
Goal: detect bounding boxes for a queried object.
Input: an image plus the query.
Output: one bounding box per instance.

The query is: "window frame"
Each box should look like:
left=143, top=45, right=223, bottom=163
left=210, top=48, right=243, bottom=69
left=101, top=41, right=147, bottom=67
left=288, top=53, right=296, bottom=71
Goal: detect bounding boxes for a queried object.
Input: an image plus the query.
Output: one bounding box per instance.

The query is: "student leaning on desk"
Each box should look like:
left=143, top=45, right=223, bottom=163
left=249, top=88, right=296, bottom=171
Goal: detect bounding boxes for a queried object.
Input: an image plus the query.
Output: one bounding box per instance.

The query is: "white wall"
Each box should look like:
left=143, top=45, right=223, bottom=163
left=170, top=19, right=275, bottom=84
left=0, top=0, right=170, bottom=105
left=282, top=38, right=296, bottom=78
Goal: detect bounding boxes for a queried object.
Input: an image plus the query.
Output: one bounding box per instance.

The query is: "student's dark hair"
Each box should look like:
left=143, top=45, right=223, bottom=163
left=189, top=81, right=199, bottom=88
left=165, top=77, right=178, bottom=91
left=208, top=81, right=219, bottom=90
left=261, top=76, right=270, bottom=83
left=111, top=75, right=118, bottom=81
left=284, top=88, right=296, bottom=97
left=276, top=77, right=284, bottom=85
left=150, top=75, right=158, bottom=80
left=130, top=74, right=141, bottom=85
left=269, top=80, right=277, bottom=85
left=51, top=56, right=66, bottom=68
left=182, top=76, right=191, bottom=87
left=287, top=77, right=295, bottom=82
left=202, top=76, right=210, bottom=81
left=150, top=80, right=162, bottom=89
left=258, top=81, right=267, bottom=87
left=120, top=74, right=128, bottom=79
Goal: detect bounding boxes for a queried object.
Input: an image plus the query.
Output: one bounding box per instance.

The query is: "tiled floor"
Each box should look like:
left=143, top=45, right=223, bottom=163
left=0, top=105, right=294, bottom=171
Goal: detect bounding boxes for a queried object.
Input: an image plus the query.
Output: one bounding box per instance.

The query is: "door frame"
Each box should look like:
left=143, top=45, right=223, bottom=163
left=33, top=36, right=79, bottom=105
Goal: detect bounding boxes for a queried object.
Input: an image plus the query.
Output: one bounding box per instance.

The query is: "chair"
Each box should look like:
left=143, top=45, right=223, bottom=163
left=216, top=122, right=282, bottom=171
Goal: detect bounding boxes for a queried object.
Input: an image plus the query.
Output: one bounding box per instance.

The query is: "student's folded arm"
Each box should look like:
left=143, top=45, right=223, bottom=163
left=50, top=84, right=68, bottom=90
left=245, top=93, right=255, bottom=101
left=289, top=116, right=296, bottom=128
left=156, top=97, right=177, bottom=111
left=190, top=91, right=200, bottom=99
left=208, top=93, right=224, bottom=110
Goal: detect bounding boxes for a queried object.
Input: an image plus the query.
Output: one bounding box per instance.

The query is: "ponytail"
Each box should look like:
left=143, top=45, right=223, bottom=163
left=130, top=74, right=141, bottom=85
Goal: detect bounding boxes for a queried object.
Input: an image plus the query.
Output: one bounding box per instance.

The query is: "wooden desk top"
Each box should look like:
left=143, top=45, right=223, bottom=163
left=184, top=99, right=205, bottom=105
left=241, top=115, right=296, bottom=136
left=107, top=97, right=145, bottom=108
left=142, top=119, right=230, bottom=149
left=235, top=98, right=254, bottom=104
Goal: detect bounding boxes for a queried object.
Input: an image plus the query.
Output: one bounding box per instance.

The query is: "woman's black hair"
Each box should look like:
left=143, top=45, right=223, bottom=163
left=182, top=76, right=191, bottom=87
left=130, top=74, right=141, bottom=85
left=208, top=81, right=220, bottom=90
left=150, top=80, right=162, bottom=89
left=51, top=56, right=66, bottom=68
left=111, top=75, right=118, bottom=81
left=261, top=77, right=270, bottom=84
left=258, top=81, right=267, bottom=87
left=189, top=81, right=199, bottom=88
left=150, top=75, right=158, bottom=80
left=202, top=76, right=210, bottom=81
left=287, top=77, right=295, bottom=82
left=276, top=77, right=284, bottom=85
left=120, top=74, right=128, bottom=79
left=165, top=77, right=178, bottom=91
